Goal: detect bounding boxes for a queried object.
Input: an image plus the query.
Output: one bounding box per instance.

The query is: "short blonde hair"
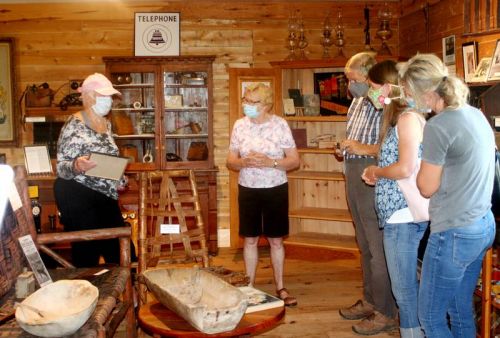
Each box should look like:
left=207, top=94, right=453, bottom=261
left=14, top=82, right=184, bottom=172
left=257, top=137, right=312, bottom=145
left=243, top=82, right=273, bottom=106
left=345, top=52, right=377, bottom=77
left=399, top=53, right=469, bottom=109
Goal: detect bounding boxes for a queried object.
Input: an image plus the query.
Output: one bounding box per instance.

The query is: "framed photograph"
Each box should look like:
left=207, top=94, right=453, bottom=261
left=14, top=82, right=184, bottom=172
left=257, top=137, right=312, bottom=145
left=134, top=12, right=180, bottom=56
left=283, top=98, right=296, bottom=116
left=470, top=57, right=492, bottom=82
left=164, top=95, right=183, bottom=108
left=23, top=145, right=53, bottom=175
left=0, top=38, right=17, bottom=146
left=487, top=39, right=500, bottom=81
left=442, top=35, right=456, bottom=65
left=462, top=41, right=478, bottom=82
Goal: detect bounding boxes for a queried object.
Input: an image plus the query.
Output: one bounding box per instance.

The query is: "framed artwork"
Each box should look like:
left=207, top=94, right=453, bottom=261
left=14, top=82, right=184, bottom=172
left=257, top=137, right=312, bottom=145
left=442, top=35, right=456, bottom=65
left=487, top=39, right=500, bottom=81
left=134, top=13, right=180, bottom=56
left=470, top=57, right=492, bottom=82
left=0, top=38, right=17, bottom=146
left=462, top=41, right=478, bottom=82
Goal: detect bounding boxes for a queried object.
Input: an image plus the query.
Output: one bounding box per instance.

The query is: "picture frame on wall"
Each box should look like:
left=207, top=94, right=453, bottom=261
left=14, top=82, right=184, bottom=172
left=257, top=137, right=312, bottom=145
left=442, top=35, right=456, bottom=65
left=470, top=57, right=492, bottom=82
left=0, top=38, right=17, bottom=146
left=134, top=12, right=180, bottom=56
left=487, top=39, right=500, bottom=81
left=461, top=41, right=478, bottom=82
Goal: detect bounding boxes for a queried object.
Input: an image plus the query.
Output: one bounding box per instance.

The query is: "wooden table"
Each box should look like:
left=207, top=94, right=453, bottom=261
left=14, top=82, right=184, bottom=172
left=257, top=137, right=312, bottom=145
left=138, top=301, right=285, bottom=337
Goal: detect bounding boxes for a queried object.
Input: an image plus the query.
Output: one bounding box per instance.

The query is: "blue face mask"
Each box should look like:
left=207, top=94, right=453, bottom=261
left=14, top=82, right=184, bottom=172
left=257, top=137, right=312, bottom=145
left=242, top=104, right=260, bottom=118
left=406, top=97, right=416, bottom=109
left=348, top=82, right=369, bottom=98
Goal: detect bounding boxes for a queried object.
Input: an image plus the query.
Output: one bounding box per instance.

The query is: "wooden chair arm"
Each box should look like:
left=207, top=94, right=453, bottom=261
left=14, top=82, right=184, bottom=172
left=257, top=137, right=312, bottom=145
left=36, top=227, right=131, bottom=245
left=36, top=227, right=132, bottom=268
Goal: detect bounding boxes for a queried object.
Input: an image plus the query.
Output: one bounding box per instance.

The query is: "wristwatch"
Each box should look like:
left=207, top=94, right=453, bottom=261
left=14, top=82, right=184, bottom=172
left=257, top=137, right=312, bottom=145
left=273, top=160, right=278, bottom=168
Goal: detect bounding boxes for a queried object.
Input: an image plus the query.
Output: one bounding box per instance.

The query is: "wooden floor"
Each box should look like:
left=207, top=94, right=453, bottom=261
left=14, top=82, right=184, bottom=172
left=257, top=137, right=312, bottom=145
left=120, top=247, right=399, bottom=338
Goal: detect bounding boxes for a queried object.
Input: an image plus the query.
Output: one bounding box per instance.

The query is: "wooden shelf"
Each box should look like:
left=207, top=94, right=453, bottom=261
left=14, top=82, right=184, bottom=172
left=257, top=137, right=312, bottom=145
left=284, top=232, right=358, bottom=253
left=270, top=58, right=348, bottom=69
left=114, top=134, right=155, bottom=139
left=289, top=207, right=352, bottom=222
left=164, top=84, right=207, bottom=88
left=113, top=83, right=154, bottom=88
left=467, top=80, right=500, bottom=87
left=288, top=170, right=344, bottom=181
left=165, top=133, right=209, bottom=139
left=164, top=107, right=208, bottom=112
left=111, top=108, right=155, bottom=112
left=297, top=147, right=337, bottom=154
left=285, top=115, right=347, bottom=122
left=25, top=106, right=80, bottom=117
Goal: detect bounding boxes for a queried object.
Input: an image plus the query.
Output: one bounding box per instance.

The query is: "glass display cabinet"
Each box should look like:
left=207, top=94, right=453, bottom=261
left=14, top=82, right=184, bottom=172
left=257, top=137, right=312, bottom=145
left=103, top=56, right=215, bottom=171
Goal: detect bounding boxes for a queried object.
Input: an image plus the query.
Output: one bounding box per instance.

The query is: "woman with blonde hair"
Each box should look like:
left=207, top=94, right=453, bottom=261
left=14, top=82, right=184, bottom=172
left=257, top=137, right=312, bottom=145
left=227, top=82, right=300, bottom=306
left=400, top=53, right=495, bottom=337
left=362, top=60, right=429, bottom=338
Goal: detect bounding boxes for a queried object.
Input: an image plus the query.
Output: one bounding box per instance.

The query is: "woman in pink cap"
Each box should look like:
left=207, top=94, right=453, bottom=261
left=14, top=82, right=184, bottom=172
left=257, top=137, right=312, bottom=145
left=54, top=73, right=128, bottom=267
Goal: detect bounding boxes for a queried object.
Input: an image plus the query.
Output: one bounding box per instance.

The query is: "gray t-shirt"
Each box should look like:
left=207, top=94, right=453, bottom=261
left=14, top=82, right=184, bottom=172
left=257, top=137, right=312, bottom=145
left=422, top=104, right=495, bottom=233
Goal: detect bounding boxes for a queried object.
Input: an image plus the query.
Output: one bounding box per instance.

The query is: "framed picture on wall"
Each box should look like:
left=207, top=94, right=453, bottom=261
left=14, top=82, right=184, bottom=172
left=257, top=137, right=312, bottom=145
left=442, top=35, right=456, bottom=65
left=461, top=41, right=478, bottom=82
left=470, top=57, right=492, bottom=82
left=487, top=39, right=500, bottom=81
left=0, top=38, right=17, bottom=146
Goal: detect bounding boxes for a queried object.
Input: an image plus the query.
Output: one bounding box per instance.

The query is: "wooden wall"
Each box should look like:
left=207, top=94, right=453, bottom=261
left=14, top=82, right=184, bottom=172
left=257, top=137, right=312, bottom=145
left=0, top=0, right=399, bottom=245
left=399, top=0, right=500, bottom=75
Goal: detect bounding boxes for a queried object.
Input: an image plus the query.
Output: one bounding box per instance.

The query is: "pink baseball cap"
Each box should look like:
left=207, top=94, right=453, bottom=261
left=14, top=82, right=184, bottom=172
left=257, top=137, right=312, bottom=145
left=77, top=73, right=121, bottom=96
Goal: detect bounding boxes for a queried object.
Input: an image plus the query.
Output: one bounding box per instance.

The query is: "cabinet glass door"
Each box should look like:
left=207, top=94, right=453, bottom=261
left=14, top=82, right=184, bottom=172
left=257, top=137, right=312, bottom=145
left=110, top=71, right=156, bottom=170
left=163, top=70, right=209, bottom=168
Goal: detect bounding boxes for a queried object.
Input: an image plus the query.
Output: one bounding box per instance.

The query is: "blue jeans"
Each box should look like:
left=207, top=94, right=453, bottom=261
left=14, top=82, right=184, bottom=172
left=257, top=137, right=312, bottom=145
left=418, top=211, right=495, bottom=338
left=384, top=220, right=429, bottom=337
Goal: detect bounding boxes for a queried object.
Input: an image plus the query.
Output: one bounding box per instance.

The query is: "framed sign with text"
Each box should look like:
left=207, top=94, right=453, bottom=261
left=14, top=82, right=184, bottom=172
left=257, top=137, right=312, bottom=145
left=134, top=12, right=180, bottom=56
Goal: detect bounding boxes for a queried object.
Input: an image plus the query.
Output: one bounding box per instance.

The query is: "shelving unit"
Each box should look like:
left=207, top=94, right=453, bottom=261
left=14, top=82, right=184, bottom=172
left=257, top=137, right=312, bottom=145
left=270, top=59, right=358, bottom=256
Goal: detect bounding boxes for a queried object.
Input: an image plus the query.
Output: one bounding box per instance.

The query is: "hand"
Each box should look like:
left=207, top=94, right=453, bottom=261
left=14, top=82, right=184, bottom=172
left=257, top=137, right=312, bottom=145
left=243, top=151, right=271, bottom=168
left=74, top=155, right=96, bottom=173
left=341, top=140, right=364, bottom=156
left=362, top=165, right=379, bottom=186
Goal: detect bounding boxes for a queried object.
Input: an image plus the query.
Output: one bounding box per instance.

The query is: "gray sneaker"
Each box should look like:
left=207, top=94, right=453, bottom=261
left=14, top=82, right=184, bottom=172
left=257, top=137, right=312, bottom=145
left=352, top=311, right=398, bottom=336
left=339, top=299, right=374, bottom=320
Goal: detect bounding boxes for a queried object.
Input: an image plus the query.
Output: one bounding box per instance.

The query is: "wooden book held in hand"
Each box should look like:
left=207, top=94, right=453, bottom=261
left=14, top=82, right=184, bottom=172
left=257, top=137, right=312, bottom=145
left=238, top=286, right=284, bottom=313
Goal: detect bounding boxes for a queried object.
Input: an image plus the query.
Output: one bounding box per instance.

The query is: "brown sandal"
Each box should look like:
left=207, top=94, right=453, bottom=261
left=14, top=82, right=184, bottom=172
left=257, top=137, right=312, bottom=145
left=277, top=288, right=298, bottom=307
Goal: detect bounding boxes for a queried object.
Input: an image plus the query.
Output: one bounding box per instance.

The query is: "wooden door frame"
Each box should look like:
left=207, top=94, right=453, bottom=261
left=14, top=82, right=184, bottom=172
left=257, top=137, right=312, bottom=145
left=228, top=67, right=281, bottom=248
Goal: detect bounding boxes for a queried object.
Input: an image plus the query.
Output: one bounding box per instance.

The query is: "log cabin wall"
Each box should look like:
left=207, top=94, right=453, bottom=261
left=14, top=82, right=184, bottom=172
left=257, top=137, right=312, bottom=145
left=0, top=0, right=399, bottom=245
left=399, top=0, right=500, bottom=76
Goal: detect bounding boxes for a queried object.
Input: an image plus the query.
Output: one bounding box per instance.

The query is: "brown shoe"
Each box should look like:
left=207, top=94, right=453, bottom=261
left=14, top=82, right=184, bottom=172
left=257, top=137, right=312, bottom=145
left=352, top=311, right=398, bottom=335
left=276, top=288, right=297, bottom=307
left=339, top=299, right=374, bottom=320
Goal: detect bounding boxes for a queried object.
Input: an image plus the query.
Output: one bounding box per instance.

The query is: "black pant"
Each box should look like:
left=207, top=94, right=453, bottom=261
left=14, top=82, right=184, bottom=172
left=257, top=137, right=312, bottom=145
left=54, top=178, right=122, bottom=267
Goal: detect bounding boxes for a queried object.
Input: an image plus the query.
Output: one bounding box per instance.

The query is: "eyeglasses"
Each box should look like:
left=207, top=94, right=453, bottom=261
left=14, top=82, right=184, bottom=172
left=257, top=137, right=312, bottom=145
left=241, top=98, right=261, bottom=105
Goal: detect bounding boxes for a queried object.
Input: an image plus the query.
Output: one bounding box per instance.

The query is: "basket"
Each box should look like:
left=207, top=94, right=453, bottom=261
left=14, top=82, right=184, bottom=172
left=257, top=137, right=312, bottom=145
left=25, top=88, right=54, bottom=107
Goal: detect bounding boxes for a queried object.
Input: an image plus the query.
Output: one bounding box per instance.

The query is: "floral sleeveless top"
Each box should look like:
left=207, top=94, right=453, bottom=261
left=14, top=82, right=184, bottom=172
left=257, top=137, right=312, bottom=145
left=375, top=124, right=423, bottom=227
left=375, top=126, right=406, bottom=227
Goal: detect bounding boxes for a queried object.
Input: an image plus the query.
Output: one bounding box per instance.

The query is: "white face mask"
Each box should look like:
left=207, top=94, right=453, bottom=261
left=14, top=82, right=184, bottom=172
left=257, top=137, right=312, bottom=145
left=92, top=96, right=113, bottom=116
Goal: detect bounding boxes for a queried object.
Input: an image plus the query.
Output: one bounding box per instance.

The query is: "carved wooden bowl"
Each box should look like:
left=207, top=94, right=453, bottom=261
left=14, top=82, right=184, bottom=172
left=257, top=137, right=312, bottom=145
left=15, top=279, right=98, bottom=337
